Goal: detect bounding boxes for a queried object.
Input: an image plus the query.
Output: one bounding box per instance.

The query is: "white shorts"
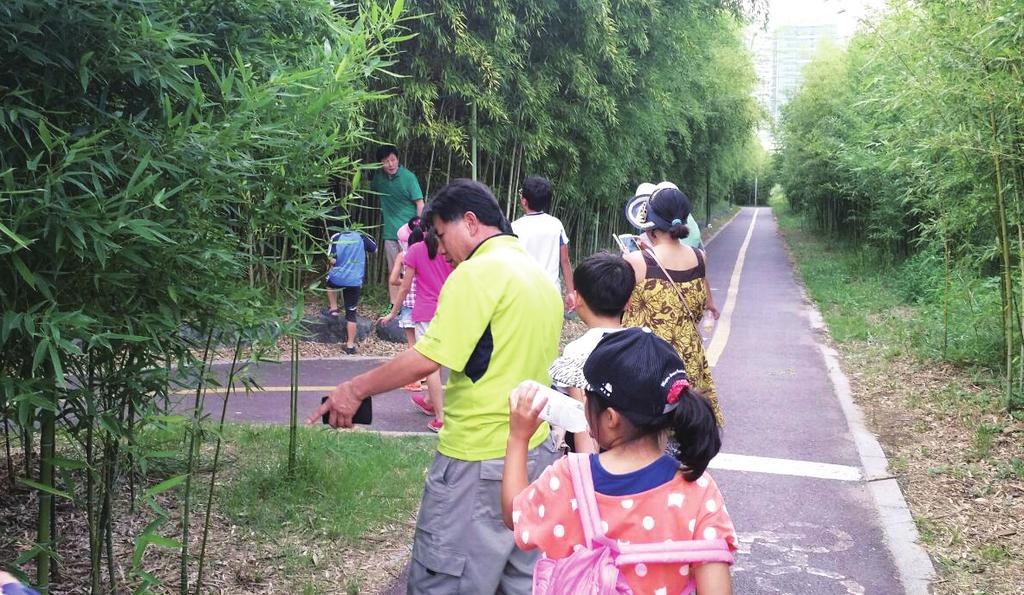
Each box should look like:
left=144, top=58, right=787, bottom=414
left=414, top=321, right=430, bottom=340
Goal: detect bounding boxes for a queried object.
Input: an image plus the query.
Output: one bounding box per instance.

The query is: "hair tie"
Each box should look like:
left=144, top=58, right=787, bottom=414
left=666, top=379, right=690, bottom=405
left=671, top=218, right=682, bottom=226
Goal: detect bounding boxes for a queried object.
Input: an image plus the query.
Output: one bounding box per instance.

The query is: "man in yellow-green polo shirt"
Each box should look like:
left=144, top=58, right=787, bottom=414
left=311, top=179, right=563, bottom=594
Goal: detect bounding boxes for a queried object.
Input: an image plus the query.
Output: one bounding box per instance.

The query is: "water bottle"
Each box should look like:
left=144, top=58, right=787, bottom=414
left=702, top=312, right=715, bottom=333
left=511, top=380, right=588, bottom=433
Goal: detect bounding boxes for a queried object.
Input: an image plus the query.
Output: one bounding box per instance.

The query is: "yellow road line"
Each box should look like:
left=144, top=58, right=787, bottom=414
left=172, top=385, right=336, bottom=396
left=706, top=209, right=759, bottom=368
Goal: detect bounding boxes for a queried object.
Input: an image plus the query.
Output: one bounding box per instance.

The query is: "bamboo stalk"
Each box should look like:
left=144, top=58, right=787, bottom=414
left=505, top=143, right=518, bottom=219
left=128, top=401, right=136, bottom=513
left=85, top=354, right=100, bottom=595
left=288, top=333, right=299, bottom=476
left=195, top=336, right=244, bottom=593
left=3, top=411, right=12, bottom=485
left=990, top=108, right=1014, bottom=410
left=287, top=264, right=301, bottom=476
left=36, top=397, right=55, bottom=593
left=23, top=420, right=32, bottom=478
left=181, top=331, right=216, bottom=595
left=425, top=143, right=436, bottom=197
left=103, top=447, right=116, bottom=593
left=943, top=236, right=950, bottom=356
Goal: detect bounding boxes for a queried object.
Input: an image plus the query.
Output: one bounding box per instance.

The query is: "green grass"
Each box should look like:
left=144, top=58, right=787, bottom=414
left=769, top=190, right=1006, bottom=399
left=219, top=424, right=434, bottom=542
left=133, top=422, right=435, bottom=591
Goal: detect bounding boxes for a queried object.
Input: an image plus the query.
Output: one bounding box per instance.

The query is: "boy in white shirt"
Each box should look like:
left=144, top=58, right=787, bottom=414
left=548, top=252, right=636, bottom=452
left=511, top=175, right=576, bottom=312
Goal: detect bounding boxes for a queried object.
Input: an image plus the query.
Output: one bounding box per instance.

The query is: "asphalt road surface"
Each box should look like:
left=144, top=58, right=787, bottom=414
left=182, top=207, right=932, bottom=594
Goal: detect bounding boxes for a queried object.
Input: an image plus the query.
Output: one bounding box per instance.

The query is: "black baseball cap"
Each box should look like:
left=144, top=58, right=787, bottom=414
left=582, top=327, right=691, bottom=425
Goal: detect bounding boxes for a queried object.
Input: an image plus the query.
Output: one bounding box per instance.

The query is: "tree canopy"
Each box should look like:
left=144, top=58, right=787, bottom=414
left=364, top=0, right=764, bottom=261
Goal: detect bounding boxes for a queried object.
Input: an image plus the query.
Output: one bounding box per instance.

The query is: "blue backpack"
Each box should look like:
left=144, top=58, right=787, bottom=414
left=327, top=232, right=368, bottom=287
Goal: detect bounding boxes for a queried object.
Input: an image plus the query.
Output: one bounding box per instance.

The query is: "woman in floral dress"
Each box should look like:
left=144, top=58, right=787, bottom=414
left=621, top=185, right=724, bottom=425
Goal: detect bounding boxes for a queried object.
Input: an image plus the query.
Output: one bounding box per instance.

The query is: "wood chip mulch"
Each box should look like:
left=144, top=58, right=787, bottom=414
left=0, top=453, right=415, bottom=594
left=842, top=342, right=1023, bottom=594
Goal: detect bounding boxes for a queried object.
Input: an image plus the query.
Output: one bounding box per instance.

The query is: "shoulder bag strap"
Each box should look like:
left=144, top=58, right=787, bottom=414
left=567, top=453, right=604, bottom=546
left=643, top=247, right=698, bottom=324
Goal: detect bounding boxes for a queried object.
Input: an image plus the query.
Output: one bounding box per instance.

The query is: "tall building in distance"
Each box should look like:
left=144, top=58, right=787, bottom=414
left=770, top=24, right=839, bottom=123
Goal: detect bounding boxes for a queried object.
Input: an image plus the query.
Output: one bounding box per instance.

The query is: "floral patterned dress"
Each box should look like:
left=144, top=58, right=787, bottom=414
left=623, top=249, right=723, bottom=425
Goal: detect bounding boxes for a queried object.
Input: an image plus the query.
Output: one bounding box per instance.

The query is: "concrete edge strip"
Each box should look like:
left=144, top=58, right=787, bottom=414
left=804, top=291, right=936, bottom=593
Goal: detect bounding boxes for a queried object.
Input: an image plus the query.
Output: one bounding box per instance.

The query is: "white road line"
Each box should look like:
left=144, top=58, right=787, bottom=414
left=706, top=209, right=759, bottom=367
left=709, top=452, right=862, bottom=482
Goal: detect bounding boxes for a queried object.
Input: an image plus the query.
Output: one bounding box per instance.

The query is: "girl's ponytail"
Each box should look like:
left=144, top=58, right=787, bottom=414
left=670, top=387, right=721, bottom=482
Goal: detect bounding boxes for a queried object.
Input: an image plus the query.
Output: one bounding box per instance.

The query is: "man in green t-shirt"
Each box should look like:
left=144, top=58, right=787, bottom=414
left=370, top=145, right=424, bottom=302
left=311, top=179, right=563, bottom=594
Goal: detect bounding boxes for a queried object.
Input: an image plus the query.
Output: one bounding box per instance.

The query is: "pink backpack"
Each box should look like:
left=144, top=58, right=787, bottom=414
left=532, top=453, right=734, bottom=595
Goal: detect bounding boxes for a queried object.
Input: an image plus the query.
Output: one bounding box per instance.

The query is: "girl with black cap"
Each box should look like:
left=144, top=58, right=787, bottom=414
left=622, top=185, right=724, bottom=425
left=502, top=327, right=736, bottom=594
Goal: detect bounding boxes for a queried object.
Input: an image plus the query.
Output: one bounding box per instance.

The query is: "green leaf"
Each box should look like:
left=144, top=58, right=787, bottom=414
left=11, top=254, right=36, bottom=289
left=142, top=534, right=181, bottom=550
left=79, top=50, right=94, bottom=92
left=0, top=220, right=28, bottom=250
left=37, top=120, right=52, bottom=149
left=18, top=477, right=74, bottom=500
left=143, top=474, right=187, bottom=499
left=32, top=337, right=49, bottom=373
left=47, top=456, right=88, bottom=470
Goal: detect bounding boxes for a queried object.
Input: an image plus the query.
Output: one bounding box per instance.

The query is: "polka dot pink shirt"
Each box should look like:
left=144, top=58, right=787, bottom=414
left=512, top=457, right=737, bottom=593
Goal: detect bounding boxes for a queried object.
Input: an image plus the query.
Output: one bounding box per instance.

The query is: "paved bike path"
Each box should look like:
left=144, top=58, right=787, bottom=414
left=184, top=207, right=930, bottom=593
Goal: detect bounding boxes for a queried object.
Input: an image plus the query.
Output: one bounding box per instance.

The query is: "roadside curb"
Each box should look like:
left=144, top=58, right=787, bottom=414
left=799, top=246, right=936, bottom=594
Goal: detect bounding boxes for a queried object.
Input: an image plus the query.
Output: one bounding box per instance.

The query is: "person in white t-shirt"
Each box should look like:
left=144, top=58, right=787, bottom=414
left=511, top=175, right=576, bottom=312
left=547, top=252, right=636, bottom=453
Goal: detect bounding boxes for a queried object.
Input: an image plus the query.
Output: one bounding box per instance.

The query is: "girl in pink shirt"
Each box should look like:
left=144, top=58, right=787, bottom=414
left=380, top=224, right=454, bottom=431
left=502, top=327, right=736, bottom=594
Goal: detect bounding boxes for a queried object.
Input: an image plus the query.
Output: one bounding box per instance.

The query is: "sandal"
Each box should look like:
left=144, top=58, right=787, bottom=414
left=327, top=308, right=341, bottom=317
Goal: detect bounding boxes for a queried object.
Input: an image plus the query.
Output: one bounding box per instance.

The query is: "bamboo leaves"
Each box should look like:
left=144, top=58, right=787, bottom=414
left=775, top=0, right=1024, bottom=410
left=1, top=0, right=404, bottom=590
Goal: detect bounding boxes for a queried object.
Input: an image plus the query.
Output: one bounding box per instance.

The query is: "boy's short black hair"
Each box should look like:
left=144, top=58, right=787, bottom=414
left=375, top=144, right=399, bottom=162
left=573, top=252, right=635, bottom=317
left=520, top=175, right=553, bottom=212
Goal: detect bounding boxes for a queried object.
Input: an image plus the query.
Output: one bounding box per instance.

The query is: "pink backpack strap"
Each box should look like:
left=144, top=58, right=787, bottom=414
left=566, top=453, right=605, bottom=546
left=616, top=538, right=734, bottom=566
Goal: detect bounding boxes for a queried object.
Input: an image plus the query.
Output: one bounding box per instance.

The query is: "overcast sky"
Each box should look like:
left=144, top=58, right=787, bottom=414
left=756, top=0, right=888, bottom=39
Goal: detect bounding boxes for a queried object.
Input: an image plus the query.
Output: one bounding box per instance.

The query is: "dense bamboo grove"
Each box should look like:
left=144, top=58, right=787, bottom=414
left=1, top=0, right=764, bottom=591
left=0, top=0, right=404, bottom=591
left=361, top=0, right=766, bottom=268
left=775, top=0, right=1024, bottom=411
